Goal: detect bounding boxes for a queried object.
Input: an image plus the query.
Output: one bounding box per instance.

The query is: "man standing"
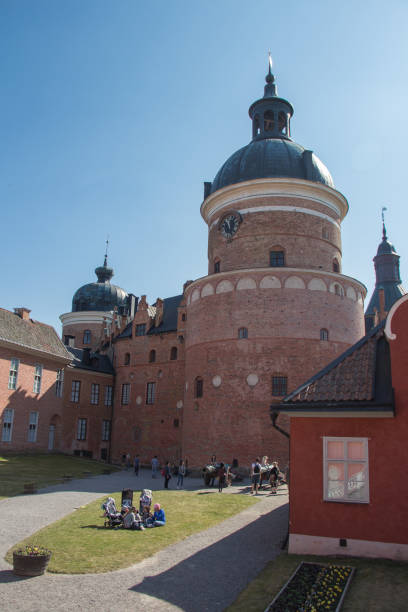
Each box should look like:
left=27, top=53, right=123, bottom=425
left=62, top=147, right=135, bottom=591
left=251, top=457, right=262, bottom=495
left=134, top=454, right=140, bottom=476
left=151, top=455, right=159, bottom=478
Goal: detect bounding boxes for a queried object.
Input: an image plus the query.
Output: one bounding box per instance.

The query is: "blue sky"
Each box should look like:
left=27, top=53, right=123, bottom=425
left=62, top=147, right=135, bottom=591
left=1, top=0, right=407, bottom=332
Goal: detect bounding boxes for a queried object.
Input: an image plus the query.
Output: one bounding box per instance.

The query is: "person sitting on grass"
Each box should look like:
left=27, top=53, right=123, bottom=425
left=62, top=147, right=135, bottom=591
left=123, top=506, right=145, bottom=531
left=146, top=503, right=166, bottom=527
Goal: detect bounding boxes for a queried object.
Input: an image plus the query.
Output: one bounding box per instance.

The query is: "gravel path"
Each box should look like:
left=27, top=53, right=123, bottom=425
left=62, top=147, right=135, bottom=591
left=0, top=469, right=288, bottom=611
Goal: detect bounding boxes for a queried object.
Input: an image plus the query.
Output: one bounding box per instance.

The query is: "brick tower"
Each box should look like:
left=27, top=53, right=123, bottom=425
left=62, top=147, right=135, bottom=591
left=181, top=61, right=366, bottom=467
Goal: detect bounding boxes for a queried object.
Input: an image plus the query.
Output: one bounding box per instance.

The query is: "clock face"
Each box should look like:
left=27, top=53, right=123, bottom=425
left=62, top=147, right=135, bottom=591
left=220, top=214, right=240, bottom=239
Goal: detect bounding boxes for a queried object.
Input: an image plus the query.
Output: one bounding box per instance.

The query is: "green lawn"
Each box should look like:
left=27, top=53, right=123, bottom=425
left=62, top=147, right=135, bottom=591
left=226, top=552, right=408, bottom=612
left=0, top=454, right=119, bottom=499
left=6, top=490, right=258, bottom=573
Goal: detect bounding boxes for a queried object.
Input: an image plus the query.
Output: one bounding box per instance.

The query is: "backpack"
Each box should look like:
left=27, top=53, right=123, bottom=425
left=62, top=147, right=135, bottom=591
left=254, top=463, right=260, bottom=474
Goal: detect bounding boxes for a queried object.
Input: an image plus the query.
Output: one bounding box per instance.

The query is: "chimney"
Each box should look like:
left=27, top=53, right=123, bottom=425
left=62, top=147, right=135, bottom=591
left=14, top=307, right=31, bottom=320
left=155, top=298, right=164, bottom=327
left=82, top=348, right=91, bottom=365
left=183, top=280, right=194, bottom=293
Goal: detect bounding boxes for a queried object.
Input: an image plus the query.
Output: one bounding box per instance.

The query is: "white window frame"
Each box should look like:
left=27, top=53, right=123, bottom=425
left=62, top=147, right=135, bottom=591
left=323, top=436, right=369, bottom=504
left=33, top=364, right=43, bottom=394
left=104, top=385, right=113, bottom=406
left=55, top=369, right=64, bottom=398
left=102, top=420, right=111, bottom=441
left=8, top=358, right=19, bottom=390
left=28, top=411, right=39, bottom=442
left=90, top=383, right=100, bottom=405
left=77, top=418, right=87, bottom=440
left=2, top=408, right=14, bottom=442
left=71, top=380, right=81, bottom=403
left=121, top=383, right=130, bottom=405
left=146, top=381, right=156, bottom=405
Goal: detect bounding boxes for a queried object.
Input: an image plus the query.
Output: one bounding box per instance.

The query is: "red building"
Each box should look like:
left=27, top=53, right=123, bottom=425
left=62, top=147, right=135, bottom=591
left=277, top=294, right=408, bottom=560
left=0, top=307, right=71, bottom=452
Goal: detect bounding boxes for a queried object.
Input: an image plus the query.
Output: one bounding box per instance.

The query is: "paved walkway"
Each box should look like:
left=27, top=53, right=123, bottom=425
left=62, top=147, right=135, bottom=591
left=0, top=469, right=288, bottom=612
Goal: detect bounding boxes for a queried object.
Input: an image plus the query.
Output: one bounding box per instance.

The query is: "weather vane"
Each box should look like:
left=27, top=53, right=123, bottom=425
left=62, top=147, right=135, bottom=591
left=381, top=206, right=387, bottom=224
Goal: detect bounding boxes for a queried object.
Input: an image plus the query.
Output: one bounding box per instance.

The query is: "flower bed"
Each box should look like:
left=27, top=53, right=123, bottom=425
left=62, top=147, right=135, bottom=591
left=265, top=562, right=355, bottom=612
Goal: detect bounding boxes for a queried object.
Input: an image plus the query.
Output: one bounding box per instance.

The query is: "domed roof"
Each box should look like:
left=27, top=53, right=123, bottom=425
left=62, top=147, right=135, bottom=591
left=210, top=138, right=333, bottom=194
left=72, top=256, right=129, bottom=313
left=377, top=236, right=397, bottom=256
left=208, top=59, right=334, bottom=196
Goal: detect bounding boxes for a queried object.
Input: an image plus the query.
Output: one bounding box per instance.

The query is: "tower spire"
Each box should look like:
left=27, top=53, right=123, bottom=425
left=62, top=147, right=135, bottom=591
left=104, top=235, right=109, bottom=267
left=264, top=52, right=277, bottom=97
left=382, top=207, right=387, bottom=240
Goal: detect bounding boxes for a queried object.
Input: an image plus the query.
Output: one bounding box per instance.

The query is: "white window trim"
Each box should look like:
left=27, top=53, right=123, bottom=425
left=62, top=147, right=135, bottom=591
left=28, top=411, right=39, bottom=442
left=104, top=385, right=113, bottom=406
left=323, top=436, right=369, bottom=504
left=2, top=408, right=14, bottom=442
left=8, top=358, right=19, bottom=390
left=33, top=364, right=43, bottom=394
left=55, top=369, right=64, bottom=398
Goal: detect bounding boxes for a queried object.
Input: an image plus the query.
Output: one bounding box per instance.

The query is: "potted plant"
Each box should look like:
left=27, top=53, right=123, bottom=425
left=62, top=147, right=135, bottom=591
left=13, top=545, right=52, bottom=577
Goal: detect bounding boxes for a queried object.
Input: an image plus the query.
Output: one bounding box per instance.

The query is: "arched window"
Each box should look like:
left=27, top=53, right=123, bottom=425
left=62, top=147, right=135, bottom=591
left=278, top=111, right=287, bottom=135
left=238, top=327, right=248, bottom=339
left=195, top=377, right=203, bottom=398
left=214, top=259, right=221, bottom=274
left=270, top=249, right=285, bottom=267
left=264, top=110, right=275, bottom=132
left=149, top=349, right=156, bottom=363
left=334, top=284, right=343, bottom=296
left=170, top=346, right=178, bottom=361
left=253, top=114, right=260, bottom=138
left=320, top=328, right=329, bottom=341
left=124, top=352, right=130, bottom=365
left=83, top=330, right=91, bottom=345
left=333, top=258, right=340, bottom=273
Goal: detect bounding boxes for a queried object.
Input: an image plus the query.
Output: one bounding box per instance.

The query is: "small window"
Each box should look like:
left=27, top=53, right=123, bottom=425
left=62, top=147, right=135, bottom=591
left=146, top=382, right=156, bottom=405
left=77, top=418, right=87, bottom=441
left=322, top=227, right=330, bottom=240
left=195, top=377, right=203, bottom=398
left=91, top=383, right=100, bottom=405
left=104, top=385, right=113, bottom=406
left=71, top=380, right=81, bottom=403
left=136, top=324, right=146, bottom=336
left=2, top=408, right=14, bottom=442
left=149, top=350, right=156, bottom=363
left=173, top=418, right=179, bottom=428
left=170, top=346, right=178, bottom=360
left=238, top=327, right=248, bottom=339
left=323, top=437, right=369, bottom=503
left=33, top=365, right=43, bottom=394
left=55, top=369, right=64, bottom=397
left=121, top=383, right=130, bottom=405
left=28, top=411, right=39, bottom=442
left=181, top=313, right=186, bottom=322
left=8, top=359, right=19, bottom=390
left=270, top=250, right=285, bottom=267
left=320, top=328, right=329, bottom=341
left=102, top=420, right=111, bottom=441
left=214, top=260, right=221, bottom=274
left=272, top=375, right=287, bottom=396
left=333, top=259, right=340, bottom=273
left=83, top=329, right=91, bottom=345
left=253, top=114, right=260, bottom=138
left=124, top=352, right=130, bottom=365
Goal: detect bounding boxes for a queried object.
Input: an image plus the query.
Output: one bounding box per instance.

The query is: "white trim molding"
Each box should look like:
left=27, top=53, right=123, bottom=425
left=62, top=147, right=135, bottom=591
left=209, top=205, right=341, bottom=230
left=289, top=533, right=408, bottom=561
left=60, top=311, right=115, bottom=327
left=385, top=293, right=408, bottom=341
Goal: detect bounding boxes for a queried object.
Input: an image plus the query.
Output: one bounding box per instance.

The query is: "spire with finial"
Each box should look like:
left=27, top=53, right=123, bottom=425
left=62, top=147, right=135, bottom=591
left=264, top=52, right=277, bottom=97
left=382, top=206, right=387, bottom=241
left=95, top=237, right=114, bottom=283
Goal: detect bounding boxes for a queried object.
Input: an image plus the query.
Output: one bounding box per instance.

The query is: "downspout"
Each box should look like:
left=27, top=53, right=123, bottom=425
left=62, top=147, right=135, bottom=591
left=107, top=345, right=116, bottom=464
left=270, top=408, right=290, bottom=549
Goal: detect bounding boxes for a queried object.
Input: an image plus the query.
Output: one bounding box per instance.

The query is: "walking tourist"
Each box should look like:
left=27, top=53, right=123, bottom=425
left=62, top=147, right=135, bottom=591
left=151, top=455, right=159, bottom=478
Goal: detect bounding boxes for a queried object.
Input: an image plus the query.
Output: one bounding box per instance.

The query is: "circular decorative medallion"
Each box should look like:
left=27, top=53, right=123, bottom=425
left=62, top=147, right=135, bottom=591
left=176, top=400, right=183, bottom=409
left=246, top=373, right=259, bottom=387
left=136, top=395, right=142, bottom=405
left=212, top=375, right=222, bottom=388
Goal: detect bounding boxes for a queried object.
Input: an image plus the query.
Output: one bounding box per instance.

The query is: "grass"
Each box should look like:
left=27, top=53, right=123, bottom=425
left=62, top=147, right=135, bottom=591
left=0, top=454, right=119, bottom=499
left=6, top=490, right=258, bottom=573
left=226, top=551, right=408, bottom=612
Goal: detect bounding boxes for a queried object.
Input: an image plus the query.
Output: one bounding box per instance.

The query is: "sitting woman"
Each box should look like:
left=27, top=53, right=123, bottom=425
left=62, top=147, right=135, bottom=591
left=146, top=503, right=166, bottom=527
left=123, top=506, right=145, bottom=531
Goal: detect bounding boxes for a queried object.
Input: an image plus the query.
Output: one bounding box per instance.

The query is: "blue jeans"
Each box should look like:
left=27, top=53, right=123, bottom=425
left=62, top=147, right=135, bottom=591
left=177, top=474, right=184, bottom=487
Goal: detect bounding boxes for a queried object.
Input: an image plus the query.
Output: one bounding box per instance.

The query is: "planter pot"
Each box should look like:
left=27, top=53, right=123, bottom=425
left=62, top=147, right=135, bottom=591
left=13, top=552, right=51, bottom=577
left=23, top=483, right=37, bottom=494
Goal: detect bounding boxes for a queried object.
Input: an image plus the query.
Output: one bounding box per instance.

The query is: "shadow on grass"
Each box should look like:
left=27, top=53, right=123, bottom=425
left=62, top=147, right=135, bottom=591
left=129, top=502, right=289, bottom=612
left=80, top=525, right=107, bottom=530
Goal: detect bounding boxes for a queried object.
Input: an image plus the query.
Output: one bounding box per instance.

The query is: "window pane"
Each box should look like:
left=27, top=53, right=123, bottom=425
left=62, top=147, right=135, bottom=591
left=327, top=440, right=344, bottom=459
left=327, top=462, right=345, bottom=499
left=347, top=441, right=365, bottom=460
left=347, top=462, right=367, bottom=500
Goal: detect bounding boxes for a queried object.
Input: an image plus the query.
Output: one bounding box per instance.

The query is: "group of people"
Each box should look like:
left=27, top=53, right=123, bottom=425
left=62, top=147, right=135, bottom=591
left=122, top=502, right=166, bottom=531
left=103, top=491, right=166, bottom=531
left=122, top=454, right=188, bottom=490
left=250, top=456, right=283, bottom=495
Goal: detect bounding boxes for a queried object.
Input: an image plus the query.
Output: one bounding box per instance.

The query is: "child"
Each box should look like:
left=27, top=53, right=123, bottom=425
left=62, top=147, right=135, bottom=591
left=123, top=506, right=145, bottom=530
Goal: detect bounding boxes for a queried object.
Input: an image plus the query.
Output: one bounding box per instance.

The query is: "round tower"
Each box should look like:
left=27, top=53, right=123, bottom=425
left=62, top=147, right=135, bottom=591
left=182, top=61, right=367, bottom=468
left=60, top=253, right=134, bottom=350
